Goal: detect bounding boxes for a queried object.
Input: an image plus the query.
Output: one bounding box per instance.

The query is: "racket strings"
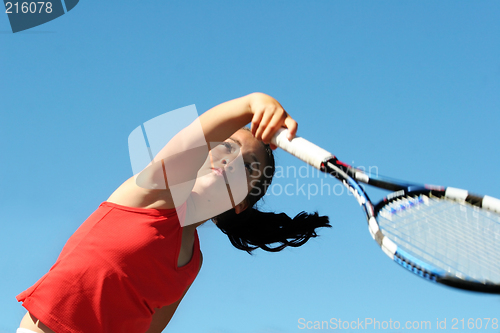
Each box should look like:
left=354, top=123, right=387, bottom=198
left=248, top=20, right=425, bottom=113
left=400, top=201, right=500, bottom=280
left=378, top=195, right=500, bottom=284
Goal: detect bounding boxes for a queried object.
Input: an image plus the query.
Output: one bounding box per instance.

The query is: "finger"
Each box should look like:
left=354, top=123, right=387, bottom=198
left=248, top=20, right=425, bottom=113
left=284, top=116, right=298, bottom=140
left=261, top=110, right=286, bottom=143
left=270, top=143, right=278, bottom=150
left=250, top=110, right=264, bottom=137
left=254, top=109, right=274, bottom=141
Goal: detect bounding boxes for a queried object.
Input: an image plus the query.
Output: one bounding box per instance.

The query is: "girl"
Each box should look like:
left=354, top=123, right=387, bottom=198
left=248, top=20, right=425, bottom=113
left=17, top=93, right=330, bottom=333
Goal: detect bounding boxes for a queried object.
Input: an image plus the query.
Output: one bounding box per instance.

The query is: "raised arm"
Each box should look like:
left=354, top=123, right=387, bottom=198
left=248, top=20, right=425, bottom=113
left=199, top=92, right=297, bottom=145
left=108, top=93, right=297, bottom=210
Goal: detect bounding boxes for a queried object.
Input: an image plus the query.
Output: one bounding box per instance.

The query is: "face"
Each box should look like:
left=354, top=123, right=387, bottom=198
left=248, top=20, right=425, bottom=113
left=193, top=129, right=268, bottom=213
left=227, top=129, right=268, bottom=194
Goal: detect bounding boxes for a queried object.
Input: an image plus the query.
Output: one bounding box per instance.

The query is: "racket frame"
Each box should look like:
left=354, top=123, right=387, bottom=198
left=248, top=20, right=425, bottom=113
left=272, top=128, right=500, bottom=294
left=325, top=157, right=500, bottom=294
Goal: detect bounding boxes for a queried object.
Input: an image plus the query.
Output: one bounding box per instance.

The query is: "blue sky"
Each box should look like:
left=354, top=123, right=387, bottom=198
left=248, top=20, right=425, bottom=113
left=1, top=1, right=500, bottom=332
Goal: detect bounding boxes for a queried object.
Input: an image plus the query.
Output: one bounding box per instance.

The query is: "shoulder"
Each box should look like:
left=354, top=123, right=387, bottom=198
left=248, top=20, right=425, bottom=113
left=107, top=176, right=176, bottom=209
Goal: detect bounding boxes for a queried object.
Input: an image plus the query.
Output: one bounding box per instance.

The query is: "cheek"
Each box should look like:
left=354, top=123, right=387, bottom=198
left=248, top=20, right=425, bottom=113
left=247, top=171, right=264, bottom=193
left=196, top=157, right=213, bottom=178
left=210, top=155, right=250, bottom=205
left=226, top=171, right=249, bottom=205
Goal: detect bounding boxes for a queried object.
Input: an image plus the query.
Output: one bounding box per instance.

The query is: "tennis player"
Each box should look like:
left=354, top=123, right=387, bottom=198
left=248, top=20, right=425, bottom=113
left=17, top=93, right=330, bottom=333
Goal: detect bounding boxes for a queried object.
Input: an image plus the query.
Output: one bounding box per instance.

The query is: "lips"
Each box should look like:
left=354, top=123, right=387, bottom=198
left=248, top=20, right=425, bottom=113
left=212, top=168, right=224, bottom=177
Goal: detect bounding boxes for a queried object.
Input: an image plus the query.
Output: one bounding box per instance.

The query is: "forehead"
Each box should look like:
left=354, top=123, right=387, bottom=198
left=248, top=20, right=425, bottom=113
left=230, top=130, right=268, bottom=170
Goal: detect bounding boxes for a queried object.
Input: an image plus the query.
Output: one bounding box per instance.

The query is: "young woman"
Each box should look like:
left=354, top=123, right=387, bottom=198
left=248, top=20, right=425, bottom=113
left=17, top=93, right=330, bottom=333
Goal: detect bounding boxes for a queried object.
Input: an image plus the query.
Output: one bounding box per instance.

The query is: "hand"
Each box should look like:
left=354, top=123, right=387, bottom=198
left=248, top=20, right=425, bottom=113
left=248, top=93, right=298, bottom=146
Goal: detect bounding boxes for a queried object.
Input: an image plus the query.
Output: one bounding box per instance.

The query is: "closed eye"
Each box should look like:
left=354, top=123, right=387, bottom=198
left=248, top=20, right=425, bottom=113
left=221, top=141, right=236, bottom=153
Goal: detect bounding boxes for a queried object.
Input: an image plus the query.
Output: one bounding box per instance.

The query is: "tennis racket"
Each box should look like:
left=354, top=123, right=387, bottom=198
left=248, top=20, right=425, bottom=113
left=271, top=128, right=500, bottom=294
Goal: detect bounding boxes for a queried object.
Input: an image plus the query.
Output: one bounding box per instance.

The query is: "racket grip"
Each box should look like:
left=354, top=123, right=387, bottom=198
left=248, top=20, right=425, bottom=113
left=271, top=128, right=334, bottom=170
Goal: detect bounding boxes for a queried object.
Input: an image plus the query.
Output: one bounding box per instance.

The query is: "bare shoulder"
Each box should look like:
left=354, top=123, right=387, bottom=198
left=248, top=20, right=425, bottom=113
left=106, top=176, right=175, bottom=209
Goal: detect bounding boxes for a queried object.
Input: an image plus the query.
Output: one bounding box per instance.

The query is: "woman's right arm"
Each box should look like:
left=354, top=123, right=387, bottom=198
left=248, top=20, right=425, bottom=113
left=199, top=92, right=297, bottom=145
left=108, top=93, right=297, bottom=209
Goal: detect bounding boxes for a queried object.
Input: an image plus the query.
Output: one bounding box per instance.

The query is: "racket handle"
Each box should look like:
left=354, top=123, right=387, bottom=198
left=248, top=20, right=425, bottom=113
left=271, top=128, right=334, bottom=170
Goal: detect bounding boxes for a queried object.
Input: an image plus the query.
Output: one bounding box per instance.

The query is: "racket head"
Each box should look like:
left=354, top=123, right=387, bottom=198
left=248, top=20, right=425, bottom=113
left=271, top=131, right=500, bottom=294
left=373, top=187, right=500, bottom=294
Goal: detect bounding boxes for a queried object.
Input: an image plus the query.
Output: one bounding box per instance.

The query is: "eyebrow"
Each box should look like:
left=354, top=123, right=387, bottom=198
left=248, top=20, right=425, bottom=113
left=228, top=137, right=242, bottom=146
left=228, top=137, right=260, bottom=174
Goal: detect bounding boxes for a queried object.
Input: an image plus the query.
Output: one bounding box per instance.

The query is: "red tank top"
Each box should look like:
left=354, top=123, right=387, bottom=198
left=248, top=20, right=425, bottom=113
left=17, top=202, right=201, bottom=333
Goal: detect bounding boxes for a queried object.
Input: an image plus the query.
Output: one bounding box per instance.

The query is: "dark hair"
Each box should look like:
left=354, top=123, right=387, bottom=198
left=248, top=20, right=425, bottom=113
left=213, top=132, right=331, bottom=253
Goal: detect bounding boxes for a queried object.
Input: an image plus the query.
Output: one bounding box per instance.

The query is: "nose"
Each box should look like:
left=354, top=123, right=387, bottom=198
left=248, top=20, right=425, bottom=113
left=221, top=159, right=234, bottom=172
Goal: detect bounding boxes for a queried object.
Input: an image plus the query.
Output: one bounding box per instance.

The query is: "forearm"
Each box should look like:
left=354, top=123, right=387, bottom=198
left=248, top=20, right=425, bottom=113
left=135, top=92, right=295, bottom=192
left=198, top=91, right=296, bottom=144
left=198, top=93, right=254, bottom=144
left=134, top=94, right=253, bottom=190
left=154, top=92, right=289, bottom=160
left=151, top=93, right=254, bottom=162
